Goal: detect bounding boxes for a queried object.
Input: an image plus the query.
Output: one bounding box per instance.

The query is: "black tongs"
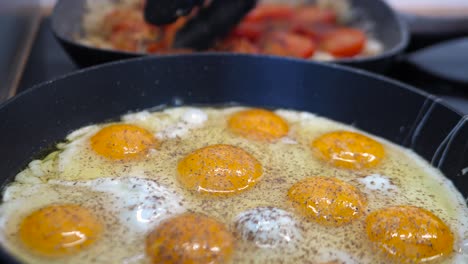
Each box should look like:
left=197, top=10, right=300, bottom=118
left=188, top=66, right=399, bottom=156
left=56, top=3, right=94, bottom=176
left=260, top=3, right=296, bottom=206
left=144, top=0, right=257, bottom=50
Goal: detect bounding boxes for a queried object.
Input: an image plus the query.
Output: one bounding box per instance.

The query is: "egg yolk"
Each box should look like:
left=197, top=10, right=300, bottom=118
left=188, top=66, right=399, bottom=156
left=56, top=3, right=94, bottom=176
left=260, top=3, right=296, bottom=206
left=365, top=206, right=454, bottom=263
left=177, top=144, right=263, bottom=196
left=288, top=177, right=367, bottom=226
left=228, top=108, right=289, bottom=141
left=146, top=213, right=234, bottom=264
left=311, top=131, right=385, bottom=170
left=19, top=204, right=102, bottom=257
left=90, top=124, right=158, bottom=160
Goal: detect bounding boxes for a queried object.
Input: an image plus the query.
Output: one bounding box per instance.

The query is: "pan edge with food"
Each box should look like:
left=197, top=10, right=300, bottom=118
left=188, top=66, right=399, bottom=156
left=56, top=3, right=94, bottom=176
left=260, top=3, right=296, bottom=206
left=51, top=0, right=409, bottom=71
left=0, top=54, right=466, bottom=263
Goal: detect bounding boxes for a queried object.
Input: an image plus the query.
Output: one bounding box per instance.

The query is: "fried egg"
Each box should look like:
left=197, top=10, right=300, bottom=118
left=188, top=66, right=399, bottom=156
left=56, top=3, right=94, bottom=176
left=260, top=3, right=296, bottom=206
left=366, top=205, right=454, bottom=263
left=146, top=213, right=234, bottom=264
left=311, top=130, right=385, bottom=170
left=0, top=177, right=185, bottom=263
left=16, top=107, right=210, bottom=182
left=288, top=177, right=367, bottom=226
left=358, top=173, right=398, bottom=194
left=234, top=207, right=302, bottom=249
left=123, top=107, right=208, bottom=140
left=228, top=108, right=289, bottom=141
left=177, top=144, right=264, bottom=196
left=1, top=106, right=467, bottom=264
left=51, top=177, right=186, bottom=233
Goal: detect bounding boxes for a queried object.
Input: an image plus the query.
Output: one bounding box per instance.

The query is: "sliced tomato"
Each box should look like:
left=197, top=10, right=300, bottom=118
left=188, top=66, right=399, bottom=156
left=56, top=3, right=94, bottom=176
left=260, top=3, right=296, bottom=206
left=112, top=21, right=155, bottom=39
left=232, top=21, right=266, bottom=42
left=218, top=37, right=260, bottom=54
left=157, top=48, right=194, bottom=55
left=231, top=39, right=260, bottom=54
left=102, top=10, right=126, bottom=32
left=292, top=25, right=318, bottom=39
left=245, top=4, right=294, bottom=22
left=293, top=6, right=337, bottom=24
left=320, top=28, right=366, bottom=58
left=146, top=42, right=163, bottom=53
left=262, top=32, right=315, bottom=58
left=109, top=32, right=138, bottom=52
left=292, top=23, right=337, bottom=40
left=103, top=9, right=148, bottom=34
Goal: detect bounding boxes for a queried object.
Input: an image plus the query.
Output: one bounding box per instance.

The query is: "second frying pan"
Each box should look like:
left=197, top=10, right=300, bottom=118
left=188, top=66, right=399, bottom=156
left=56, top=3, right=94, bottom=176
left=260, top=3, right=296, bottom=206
left=50, top=0, right=408, bottom=71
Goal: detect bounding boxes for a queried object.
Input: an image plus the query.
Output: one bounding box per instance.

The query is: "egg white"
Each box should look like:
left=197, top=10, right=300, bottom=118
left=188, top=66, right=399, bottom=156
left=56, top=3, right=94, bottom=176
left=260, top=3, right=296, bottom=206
left=358, top=174, right=398, bottom=194
left=51, top=177, right=186, bottom=233
left=123, top=107, right=208, bottom=140
left=234, top=207, right=302, bottom=250
left=21, top=107, right=210, bottom=182
left=313, top=248, right=359, bottom=264
left=1, top=106, right=467, bottom=264
left=0, top=177, right=186, bottom=264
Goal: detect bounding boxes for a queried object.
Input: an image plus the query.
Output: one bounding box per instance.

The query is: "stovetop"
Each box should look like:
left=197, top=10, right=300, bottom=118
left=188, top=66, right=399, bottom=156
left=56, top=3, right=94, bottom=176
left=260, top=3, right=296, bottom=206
left=9, top=17, right=468, bottom=116
left=17, top=18, right=77, bottom=93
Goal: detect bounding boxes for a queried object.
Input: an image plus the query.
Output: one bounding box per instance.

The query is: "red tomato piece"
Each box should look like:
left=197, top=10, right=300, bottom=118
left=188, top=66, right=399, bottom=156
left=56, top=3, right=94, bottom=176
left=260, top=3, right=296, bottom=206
left=104, top=8, right=160, bottom=52
left=292, top=25, right=318, bottom=39
left=293, top=6, right=337, bottom=24
left=109, top=32, right=138, bottom=52
left=321, top=28, right=366, bottom=57
left=232, top=21, right=266, bottom=42
left=219, top=38, right=260, bottom=54
left=262, top=32, right=315, bottom=58
left=157, top=48, right=194, bottom=54
left=292, top=23, right=337, bottom=40
left=245, top=4, right=294, bottom=22
left=146, top=42, right=163, bottom=53
left=103, top=9, right=149, bottom=34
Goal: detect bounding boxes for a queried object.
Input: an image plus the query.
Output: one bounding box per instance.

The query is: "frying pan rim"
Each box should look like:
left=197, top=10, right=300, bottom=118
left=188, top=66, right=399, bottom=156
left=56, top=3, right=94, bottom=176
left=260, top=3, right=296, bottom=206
left=0, top=53, right=464, bottom=119
left=50, top=0, right=410, bottom=65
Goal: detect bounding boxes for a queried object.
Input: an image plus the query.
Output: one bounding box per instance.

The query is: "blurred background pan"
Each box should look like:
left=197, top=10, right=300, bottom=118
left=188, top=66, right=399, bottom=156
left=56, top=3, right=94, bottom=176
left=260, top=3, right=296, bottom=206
left=50, top=0, right=409, bottom=72
left=387, top=0, right=468, bottom=49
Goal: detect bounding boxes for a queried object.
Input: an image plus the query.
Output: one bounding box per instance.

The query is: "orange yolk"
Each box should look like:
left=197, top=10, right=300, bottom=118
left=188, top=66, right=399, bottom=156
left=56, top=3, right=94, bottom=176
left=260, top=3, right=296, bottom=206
left=146, top=213, right=234, bottom=264
left=228, top=108, right=289, bottom=141
left=311, top=131, right=385, bottom=170
left=288, top=177, right=367, bottom=226
left=90, top=124, right=158, bottom=160
left=177, top=144, right=263, bottom=196
left=19, top=204, right=102, bottom=257
left=365, top=206, right=454, bottom=263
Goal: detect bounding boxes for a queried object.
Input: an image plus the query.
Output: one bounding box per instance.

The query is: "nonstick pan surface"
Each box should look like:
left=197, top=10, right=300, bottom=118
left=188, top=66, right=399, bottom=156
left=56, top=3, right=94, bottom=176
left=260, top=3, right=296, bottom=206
left=0, top=54, right=466, bottom=263
left=51, top=0, right=409, bottom=71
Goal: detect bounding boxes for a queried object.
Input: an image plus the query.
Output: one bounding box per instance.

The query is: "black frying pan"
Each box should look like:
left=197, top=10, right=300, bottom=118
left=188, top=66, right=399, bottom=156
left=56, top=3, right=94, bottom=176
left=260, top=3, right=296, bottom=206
left=0, top=55, right=466, bottom=263
left=51, top=0, right=409, bottom=72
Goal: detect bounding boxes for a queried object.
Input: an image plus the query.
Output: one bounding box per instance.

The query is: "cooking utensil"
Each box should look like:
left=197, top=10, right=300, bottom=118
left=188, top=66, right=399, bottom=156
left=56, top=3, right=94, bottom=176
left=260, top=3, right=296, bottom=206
left=172, top=0, right=257, bottom=50
left=403, top=37, right=468, bottom=85
left=50, top=0, right=408, bottom=72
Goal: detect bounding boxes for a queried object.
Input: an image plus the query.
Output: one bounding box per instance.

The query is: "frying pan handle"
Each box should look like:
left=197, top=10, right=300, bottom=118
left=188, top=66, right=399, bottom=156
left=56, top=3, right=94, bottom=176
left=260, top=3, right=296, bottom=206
left=392, top=13, right=468, bottom=86
left=432, top=116, right=468, bottom=191
left=400, top=12, right=468, bottom=51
